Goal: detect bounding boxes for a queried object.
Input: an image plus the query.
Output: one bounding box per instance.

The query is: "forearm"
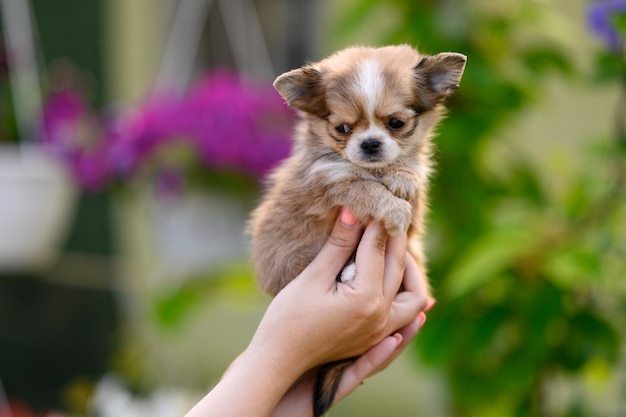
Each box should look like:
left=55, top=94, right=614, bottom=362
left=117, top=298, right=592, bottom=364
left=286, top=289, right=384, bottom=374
left=185, top=347, right=304, bottom=417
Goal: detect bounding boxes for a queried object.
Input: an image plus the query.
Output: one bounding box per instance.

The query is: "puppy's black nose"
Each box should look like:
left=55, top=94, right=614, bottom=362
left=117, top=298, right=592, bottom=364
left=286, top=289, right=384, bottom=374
left=360, top=139, right=381, bottom=155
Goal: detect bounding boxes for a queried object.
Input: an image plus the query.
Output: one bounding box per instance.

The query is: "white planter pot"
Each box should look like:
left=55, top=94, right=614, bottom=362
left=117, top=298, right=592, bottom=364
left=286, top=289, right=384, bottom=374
left=115, top=188, right=256, bottom=289
left=0, top=145, right=77, bottom=271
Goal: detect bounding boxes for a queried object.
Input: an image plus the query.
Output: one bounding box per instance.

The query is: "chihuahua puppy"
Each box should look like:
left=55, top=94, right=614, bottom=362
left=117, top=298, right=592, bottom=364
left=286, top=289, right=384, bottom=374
left=249, top=45, right=466, bottom=416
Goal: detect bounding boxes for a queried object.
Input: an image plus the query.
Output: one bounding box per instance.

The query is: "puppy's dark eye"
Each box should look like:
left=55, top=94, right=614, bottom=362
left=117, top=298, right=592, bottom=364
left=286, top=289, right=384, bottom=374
left=387, top=118, right=405, bottom=130
left=335, top=124, right=352, bottom=134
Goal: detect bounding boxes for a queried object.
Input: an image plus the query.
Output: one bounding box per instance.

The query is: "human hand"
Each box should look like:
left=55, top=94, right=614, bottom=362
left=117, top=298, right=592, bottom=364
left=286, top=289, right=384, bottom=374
left=269, top=254, right=430, bottom=417
left=185, top=210, right=432, bottom=417
left=247, top=208, right=431, bottom=383
left=335, top=255, right=431, bottom=400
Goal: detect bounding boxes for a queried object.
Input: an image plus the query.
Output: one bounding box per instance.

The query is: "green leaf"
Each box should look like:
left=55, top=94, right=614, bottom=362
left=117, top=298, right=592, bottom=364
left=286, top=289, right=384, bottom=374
left=472, top=306, right=512, bottom=364
left=612, top=12, right=626, bottom=34
left=414, top=312, right=456, bottom=366
left=152, top=260, right=257, bottom=330
left=544, top=247, right=602, bottom=289
left=592, top=51, right=626, bottom=83
left=522, top=47, right=573, bottom=76
left=154, top=285, right=202, bottom=329
left=555, top=311, right=621, bottom=371
left=443, top=227, right=535, bottom=299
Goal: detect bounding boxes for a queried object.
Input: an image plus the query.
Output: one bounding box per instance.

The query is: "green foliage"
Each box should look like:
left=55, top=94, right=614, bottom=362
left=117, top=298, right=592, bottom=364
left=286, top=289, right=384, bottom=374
left=593, top=50, right=626, bottom=81
left=0, top=39, right=18, bottom=143
left=153, top=261, right=258, bottom=330
left=335, top=1, right=626, bottom=416
left=612, top=12, right=626, bottom=33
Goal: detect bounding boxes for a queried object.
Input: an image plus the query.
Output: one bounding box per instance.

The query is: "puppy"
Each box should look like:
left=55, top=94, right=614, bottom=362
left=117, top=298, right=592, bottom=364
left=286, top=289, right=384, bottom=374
left=249, top=45, right=466, bottom=416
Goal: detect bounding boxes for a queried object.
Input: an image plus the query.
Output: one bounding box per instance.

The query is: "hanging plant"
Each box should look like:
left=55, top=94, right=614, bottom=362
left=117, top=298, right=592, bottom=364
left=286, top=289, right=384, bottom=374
left=40, top=71, right=295, bottom=195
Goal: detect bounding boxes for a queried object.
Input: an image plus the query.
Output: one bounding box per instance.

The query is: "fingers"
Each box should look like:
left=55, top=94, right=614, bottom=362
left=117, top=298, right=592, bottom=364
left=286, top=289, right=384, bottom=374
left=353, top=221, right=388, bottom=292
left=404, top=312, right=427, bottom=339
left=366, top=313, right=425, bottom=377
left=403, top=253, right=433, bottom=309
left=389, top=312, right=425, bottom=359
left=334, top=312, right=427, bottom=403
left=333, top=335, right=401, bottom=403
left=352, top=222, right=410, bottom=305
left=308, top=209, right=362, bottom=282
left=382, top=233, right=408, bottom=302
left=387, top=254, right=430, bottom=333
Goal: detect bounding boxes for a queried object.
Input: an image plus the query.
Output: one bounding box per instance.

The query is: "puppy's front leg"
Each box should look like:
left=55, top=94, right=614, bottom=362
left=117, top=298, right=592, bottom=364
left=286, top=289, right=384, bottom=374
left=326, top=180, right=412, bottom=236
left=379, top=167, right=423, bottom=202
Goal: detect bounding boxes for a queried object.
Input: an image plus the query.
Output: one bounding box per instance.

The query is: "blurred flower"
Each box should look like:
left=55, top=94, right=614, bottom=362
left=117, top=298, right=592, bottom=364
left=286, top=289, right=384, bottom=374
left=41, top=89, right=111, bottom=190
left=90, top=375, right=197, bottom=417
left=107, top=91, right=184, bottom=178
left=184, top=72, right=293, bottom=178
left=587, top=0, right=626, bottom=53
left=40, top=71, right=295, bottom=193
left=0, top=400, right=71, bottom=417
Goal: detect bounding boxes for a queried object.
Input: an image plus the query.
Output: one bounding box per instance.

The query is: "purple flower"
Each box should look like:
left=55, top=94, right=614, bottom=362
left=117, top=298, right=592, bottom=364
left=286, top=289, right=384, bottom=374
left=39, top=70, right=295, bottom=191
left=67, top=151, right=111, bottom=191
left=587, top=0, right=626, bottom=53
left=181, top=71, right=294, bottom=178
left=107, top=92, right=185, bottom=176
left=41, top=89, right=112, bottom=190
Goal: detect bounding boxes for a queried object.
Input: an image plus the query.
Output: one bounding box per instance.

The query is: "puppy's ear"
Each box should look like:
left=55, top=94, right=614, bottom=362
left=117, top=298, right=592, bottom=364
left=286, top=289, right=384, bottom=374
left=273, top=67, right=328, bottom=118
left=414, top=52, right=467, bottom=110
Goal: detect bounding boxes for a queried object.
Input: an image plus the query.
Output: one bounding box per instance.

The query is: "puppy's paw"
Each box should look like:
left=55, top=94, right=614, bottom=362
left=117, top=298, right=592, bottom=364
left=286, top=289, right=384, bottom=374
left=380, top=170, right=420, bottom=201
left=381, top=197, right=413, bottom=236
left=339, top=263, right=357, bottom=284
left=386, top=179, right=418, bottom=201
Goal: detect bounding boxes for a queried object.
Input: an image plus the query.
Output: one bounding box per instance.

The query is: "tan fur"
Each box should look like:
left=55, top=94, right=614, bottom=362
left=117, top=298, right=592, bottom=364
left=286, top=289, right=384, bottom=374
left=249, top=45, right=466, bottom=296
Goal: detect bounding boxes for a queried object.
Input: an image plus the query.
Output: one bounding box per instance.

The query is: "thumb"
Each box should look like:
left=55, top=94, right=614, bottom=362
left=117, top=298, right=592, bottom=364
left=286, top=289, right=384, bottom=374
left=307, top=209, right=362, bottom=280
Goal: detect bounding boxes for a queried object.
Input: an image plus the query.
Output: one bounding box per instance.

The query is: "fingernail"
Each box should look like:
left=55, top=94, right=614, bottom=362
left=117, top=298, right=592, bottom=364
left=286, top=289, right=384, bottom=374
left=417, top=312, right=427, bottom=329
left=425, top=298, right=437, bottom=312
left=393, top=333, right=403, bottom=347
left=340, top=208, right=357, bottom=227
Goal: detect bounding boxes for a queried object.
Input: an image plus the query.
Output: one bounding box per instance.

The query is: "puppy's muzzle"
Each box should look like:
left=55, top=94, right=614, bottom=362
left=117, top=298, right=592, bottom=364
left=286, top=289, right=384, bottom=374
left=360, top=138, right=382, bottom=156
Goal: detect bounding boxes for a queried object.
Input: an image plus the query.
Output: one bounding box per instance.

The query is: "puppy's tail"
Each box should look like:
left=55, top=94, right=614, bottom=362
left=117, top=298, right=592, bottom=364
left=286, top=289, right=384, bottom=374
left=313, top=358, right=355, bottom=417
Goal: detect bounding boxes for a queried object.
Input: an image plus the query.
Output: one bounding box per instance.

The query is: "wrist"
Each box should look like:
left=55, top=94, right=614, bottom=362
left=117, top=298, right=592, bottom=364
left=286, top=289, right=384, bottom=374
left=243, top=338, right=312, bottom=384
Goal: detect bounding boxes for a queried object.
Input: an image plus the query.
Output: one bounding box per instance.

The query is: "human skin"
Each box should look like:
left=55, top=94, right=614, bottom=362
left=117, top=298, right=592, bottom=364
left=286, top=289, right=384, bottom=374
left=185, top=209, right=431, bottom=417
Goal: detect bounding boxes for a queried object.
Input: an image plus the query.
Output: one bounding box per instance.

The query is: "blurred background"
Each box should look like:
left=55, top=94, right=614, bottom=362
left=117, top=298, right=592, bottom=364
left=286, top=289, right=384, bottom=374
left=0, top=0, right=625, bottom=416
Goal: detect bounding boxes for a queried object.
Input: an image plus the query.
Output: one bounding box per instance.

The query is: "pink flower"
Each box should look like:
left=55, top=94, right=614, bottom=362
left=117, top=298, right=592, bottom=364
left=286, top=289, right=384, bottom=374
left=41, top=89, right=112, bottom=190
left=182, top=71, right=293, bottom=177
left=40, top=71, right=295, bottom=191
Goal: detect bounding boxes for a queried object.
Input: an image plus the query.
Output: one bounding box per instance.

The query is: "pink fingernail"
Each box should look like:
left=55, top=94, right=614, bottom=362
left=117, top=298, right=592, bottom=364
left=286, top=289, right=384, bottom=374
left=418, top=312, right=427, bottom=329
left=340, top=209, right=357, bottom=227
left=425, top=298, right=437, bottom=312
left=393, top=333, right=403, bottom=347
